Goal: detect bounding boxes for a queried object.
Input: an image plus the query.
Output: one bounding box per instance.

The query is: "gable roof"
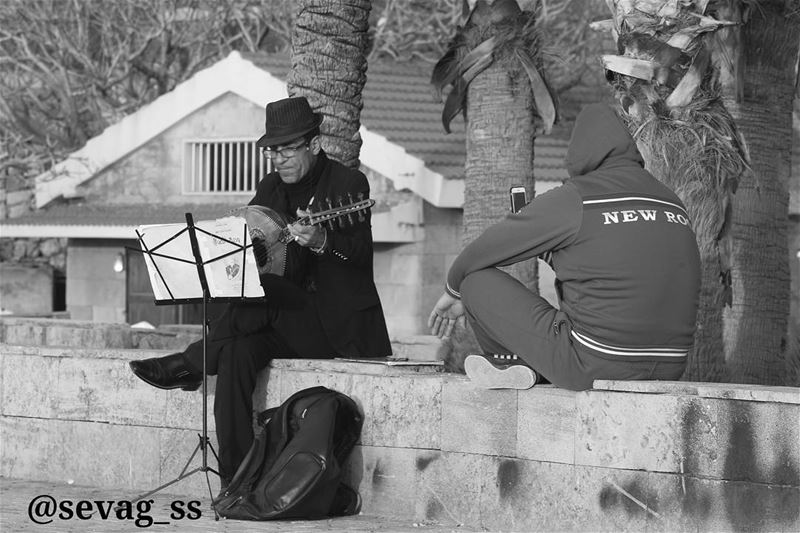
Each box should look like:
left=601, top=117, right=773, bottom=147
left=0, top=199, right=421, bottom=243
left=242, top=53, right=570, bottom=187
left=33, top=51, right=569, bottom=211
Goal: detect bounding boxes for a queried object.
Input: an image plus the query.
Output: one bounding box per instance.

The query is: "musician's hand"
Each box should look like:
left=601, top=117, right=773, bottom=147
left=289, top=208, right=326, bottom=248
left=428, top=292, right=465, bottom=339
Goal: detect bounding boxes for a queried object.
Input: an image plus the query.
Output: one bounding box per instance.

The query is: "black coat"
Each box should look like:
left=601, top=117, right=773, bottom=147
left=249, top=153, right=392, bottom=358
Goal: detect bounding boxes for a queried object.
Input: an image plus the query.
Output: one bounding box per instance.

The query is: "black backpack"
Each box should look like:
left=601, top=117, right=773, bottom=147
left=213, top=386, right=363, bottom=520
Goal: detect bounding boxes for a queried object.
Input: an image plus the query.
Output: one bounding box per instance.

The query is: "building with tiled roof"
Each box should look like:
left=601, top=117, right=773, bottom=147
left=0, top=51, right=574, bottom=333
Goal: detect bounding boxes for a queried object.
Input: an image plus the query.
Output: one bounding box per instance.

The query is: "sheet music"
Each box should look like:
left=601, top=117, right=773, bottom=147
left=196, top=216, right=264, bottom=298
left=137, top=216, right=264, bottom=301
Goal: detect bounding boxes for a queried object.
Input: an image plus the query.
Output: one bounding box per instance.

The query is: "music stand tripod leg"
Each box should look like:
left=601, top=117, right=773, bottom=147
left=128, top=297, right=220, bottom=521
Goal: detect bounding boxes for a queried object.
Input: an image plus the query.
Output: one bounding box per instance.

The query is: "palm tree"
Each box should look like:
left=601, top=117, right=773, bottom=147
left=286, top=0, right=372, bottom=168
left=595, top=0, right=799, bottom=384
left=432, top=0, right=557, bottom=369
left=714, top=0, right=800, bottom=384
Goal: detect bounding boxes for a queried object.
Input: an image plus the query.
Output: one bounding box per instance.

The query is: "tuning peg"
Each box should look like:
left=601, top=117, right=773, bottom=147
left=325, top=198, right=335, bottom=230
left=356, top=192, right=366, bottom=222
left=335, top=196, right=345, bottom=228
left=346, top=193, right=356, bottom=226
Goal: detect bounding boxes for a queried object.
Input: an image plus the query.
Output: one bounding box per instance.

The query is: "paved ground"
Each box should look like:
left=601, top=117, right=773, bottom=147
left=1, top=478, right=484, bottom=533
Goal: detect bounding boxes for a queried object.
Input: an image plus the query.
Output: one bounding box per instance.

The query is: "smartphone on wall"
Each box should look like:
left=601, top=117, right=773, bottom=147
left=509, top=186, right=528, bottom=213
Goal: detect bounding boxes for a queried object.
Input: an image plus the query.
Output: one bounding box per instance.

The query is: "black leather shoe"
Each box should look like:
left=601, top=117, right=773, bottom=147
left=129, top=353, right=202, bottom=391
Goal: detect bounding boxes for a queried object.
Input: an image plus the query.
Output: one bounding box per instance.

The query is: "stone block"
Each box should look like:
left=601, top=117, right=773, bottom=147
left=371, top=250, right=394, bottom=283
left=55, top=356, right=167, bottom=426
left=474, top=458, right=640, bottom=533
left=517, top=385, right=577, bottom=464
left=163, top=379, right=216, bottom=432
left=68, top=305, right=92, bottom=321
left=366, top=374, right=442, bottom=449
left=92, top=305, right=126, bottom=324
left=1, top=352, right=60, bottom=418
left=414, top=450, right=492, bottom=527
left=346, top=445, right=419, bottom=519
left=159, top=427, right=224, bottom=498
left=389, top=253, right=421, bottom=286
left=570, top=464, right=655, bottom=532
left=441, top=378, right=517, bottom=456
left=576, top=389, right=800, bottom=485
left=377, top=283, right=418, bottom=318
left=626, top=468, right=800, bottom=533
left=0, top=416, right=53, bottom=481
left=46, top=323, right=132, bottom=348
left=420, top=253, right=447, bottom=286
left=0, top=416, right=161, bottom=490
left=2, top=322, right=46, bottom=346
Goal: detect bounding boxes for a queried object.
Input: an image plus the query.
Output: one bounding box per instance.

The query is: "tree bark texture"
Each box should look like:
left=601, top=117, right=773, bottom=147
left=287, top=0, right=370, bottom=168
left=464, top=57, right=537, bottom=289
left=601, top=0, right=752, bottom=383
left=719, top=0, right=800, bottom=384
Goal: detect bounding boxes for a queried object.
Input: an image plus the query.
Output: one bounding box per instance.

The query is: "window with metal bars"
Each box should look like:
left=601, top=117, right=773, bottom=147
left=182, top=139, right=272, bottom=194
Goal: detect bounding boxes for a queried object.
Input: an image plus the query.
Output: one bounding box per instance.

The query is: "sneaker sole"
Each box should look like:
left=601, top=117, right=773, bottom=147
left=464, top=355, right=536, bottom=390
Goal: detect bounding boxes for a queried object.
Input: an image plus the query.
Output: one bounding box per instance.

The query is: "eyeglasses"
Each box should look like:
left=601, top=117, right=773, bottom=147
left=262, top=140, right=309, bottom=160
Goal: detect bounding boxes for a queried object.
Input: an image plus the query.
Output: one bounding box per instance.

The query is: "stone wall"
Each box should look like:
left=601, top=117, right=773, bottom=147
left=0, top=174, right=34, bottom=221
left=1, top=326, right=797, bottom=532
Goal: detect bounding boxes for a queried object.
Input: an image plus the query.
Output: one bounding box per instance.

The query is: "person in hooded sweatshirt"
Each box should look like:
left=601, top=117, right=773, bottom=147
left=428, top=103, right=701, bottom=391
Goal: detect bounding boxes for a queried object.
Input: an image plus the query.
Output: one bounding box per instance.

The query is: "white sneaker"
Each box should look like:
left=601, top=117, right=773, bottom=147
left=464, top=354, right=537, bottom=390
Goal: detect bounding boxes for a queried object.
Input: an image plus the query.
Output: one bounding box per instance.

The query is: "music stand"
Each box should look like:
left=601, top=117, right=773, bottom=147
left=129, top=213, right=264, bottom=516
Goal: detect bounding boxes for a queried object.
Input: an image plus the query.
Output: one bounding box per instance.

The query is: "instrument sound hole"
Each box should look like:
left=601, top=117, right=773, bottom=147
left=252, top=238, right=269, bottom=267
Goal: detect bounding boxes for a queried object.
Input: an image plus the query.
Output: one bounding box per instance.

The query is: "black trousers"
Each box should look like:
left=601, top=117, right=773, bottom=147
left=182, top=290, right=335, bottom=483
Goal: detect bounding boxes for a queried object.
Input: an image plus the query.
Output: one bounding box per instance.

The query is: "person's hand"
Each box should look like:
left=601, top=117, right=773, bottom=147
left=428, top=292, right=466, bottom=339
left=289, top=208, right=325, bottom=248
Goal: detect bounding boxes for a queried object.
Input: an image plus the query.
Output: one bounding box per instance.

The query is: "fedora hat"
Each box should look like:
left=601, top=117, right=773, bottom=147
left=255, top=96, right=323, bottom=148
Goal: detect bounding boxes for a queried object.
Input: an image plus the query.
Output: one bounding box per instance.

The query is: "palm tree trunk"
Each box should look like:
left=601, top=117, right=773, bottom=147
left=464, top=58, right=537, bottom=289
left=432, top=0, right=555, bottom=370
left=287, top=0, right=371, bottom=168
left=717, top=0, right=800, bottom=384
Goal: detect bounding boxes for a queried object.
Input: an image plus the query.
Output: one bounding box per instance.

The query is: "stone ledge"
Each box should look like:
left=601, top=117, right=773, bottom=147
left=1, top=341, right=798, bottom=532
left=595, top=379, right=800, bottom=404
left=0, top=317, right=444, bottom=359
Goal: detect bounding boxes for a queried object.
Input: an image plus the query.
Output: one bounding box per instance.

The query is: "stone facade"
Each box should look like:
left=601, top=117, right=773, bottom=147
left=75, top=92, right=257, bottom=207
left=65, top=240, right=128, bottom=322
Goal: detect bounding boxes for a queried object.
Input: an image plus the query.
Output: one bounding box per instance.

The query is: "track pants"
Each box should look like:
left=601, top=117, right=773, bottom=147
left=460, top=268, right=686, bottom=391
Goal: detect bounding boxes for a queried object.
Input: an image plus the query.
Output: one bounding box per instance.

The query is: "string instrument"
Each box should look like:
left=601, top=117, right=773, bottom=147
left=237, top=195, right=374, bottom=276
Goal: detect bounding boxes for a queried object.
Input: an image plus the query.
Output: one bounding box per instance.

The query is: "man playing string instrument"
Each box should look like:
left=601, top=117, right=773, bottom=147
left=129, top=96, right=392, bottom=488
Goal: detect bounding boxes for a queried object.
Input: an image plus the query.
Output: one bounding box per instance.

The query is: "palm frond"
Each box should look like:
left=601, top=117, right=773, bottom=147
left=431, top=0, right=557, bottom=134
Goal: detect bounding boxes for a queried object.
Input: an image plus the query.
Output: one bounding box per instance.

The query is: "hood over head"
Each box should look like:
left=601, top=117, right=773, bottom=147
left=564, top=103, right=644, bottom=178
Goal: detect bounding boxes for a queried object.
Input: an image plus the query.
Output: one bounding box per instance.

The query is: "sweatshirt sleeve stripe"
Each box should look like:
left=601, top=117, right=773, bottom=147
left=582, top=196, right=687, bottom=214
left=445, top=282, right=461, bottom=299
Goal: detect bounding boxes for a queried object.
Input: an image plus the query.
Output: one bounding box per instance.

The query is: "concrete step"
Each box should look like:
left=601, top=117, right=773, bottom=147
left=0, top=317, right=201, bottom=351
left=0, top=317, right=444, bottom=360
left=2, top=341, right=799, bottom=532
